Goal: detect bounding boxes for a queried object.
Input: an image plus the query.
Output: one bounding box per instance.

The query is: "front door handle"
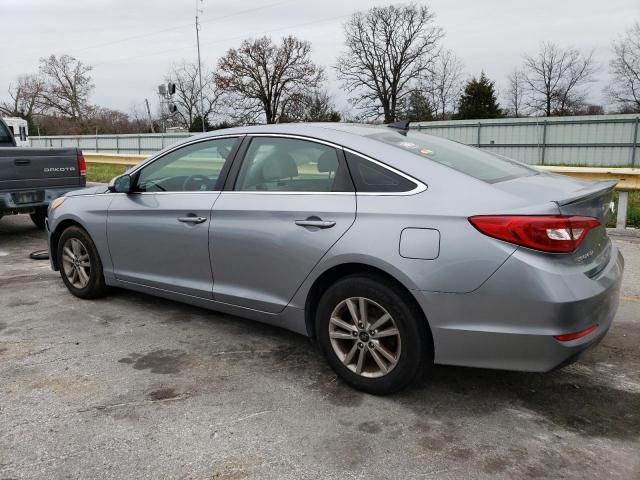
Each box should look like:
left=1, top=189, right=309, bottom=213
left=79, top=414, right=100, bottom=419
left=178, top=216, right=207, bottom=224
left=295, top=219, right=336, bottom=229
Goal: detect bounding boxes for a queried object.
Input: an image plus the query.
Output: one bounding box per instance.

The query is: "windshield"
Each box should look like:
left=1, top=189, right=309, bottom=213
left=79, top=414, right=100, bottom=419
left=368, top=130, right=538, bottom=183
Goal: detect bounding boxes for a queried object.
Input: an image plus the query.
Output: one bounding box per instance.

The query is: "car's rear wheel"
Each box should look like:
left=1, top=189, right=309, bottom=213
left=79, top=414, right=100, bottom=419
left=57, top=226, right=107, bottom=299
left=316, top=274, right=432, bottom=395
left=30, top=207, right=47, bottom=229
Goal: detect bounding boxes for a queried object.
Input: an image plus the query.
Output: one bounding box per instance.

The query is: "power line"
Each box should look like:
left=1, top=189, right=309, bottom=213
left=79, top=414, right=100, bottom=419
left=92, top=11, right=352, bottom=68
left=68, top=0, right=298, bottom=56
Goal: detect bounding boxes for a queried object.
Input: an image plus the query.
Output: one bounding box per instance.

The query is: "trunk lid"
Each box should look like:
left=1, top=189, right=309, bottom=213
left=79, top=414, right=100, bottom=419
left=493, top=171, right=616, bottom=223
left=0, top=147, right=84, bottom=191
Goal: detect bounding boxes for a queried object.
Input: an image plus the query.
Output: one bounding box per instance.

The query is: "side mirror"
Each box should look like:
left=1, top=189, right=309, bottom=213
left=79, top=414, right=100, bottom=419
left=108, top=174, right=132, bottom=193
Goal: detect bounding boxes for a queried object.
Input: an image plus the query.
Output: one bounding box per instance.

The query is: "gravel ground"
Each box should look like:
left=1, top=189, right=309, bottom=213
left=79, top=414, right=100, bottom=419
left=0, top=214, right=639, bottom=480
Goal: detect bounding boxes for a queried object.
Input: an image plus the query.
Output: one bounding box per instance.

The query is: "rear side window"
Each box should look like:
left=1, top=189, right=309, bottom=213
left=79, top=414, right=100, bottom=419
left=368, top=130, right=538, bottom=183
left=345, top=151, right=418, bottom=193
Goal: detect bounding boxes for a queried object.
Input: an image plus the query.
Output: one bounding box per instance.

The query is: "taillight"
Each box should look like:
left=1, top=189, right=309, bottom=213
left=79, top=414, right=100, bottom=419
left=468, top=215, right=600, bottom=253
left=554, top=324, right=598, bottom=342
left=77, top=153, right=87, bottom=177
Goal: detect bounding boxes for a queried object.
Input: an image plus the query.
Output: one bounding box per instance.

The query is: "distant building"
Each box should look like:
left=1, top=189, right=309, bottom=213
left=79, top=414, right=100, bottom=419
left=1, top=117, right=29, bottom=147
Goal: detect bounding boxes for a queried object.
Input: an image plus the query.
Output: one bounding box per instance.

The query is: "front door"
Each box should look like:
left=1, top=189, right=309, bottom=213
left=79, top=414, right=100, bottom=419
left=107, top=136, right=240, bottom=298
left=211, top=135, right=356, bottom=313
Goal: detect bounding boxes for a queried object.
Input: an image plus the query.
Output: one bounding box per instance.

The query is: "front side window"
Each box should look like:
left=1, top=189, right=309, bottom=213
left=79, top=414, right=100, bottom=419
left=136, top=137, right=238, bottom=192
left=235, top=137, right=346, bottom=192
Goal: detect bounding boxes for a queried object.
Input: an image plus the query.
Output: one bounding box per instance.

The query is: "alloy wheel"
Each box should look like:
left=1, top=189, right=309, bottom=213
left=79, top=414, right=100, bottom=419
left=328, top=297, right=402, bottom=378
left=61, top=238, right=91, bottom=289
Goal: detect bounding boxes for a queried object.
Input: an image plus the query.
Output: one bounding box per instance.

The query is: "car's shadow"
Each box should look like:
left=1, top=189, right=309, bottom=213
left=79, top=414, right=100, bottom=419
left=102, top=287, right=640, bottom=443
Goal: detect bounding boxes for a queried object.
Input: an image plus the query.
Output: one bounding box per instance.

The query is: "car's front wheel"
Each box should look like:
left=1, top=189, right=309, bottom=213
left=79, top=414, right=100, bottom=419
left=57, top=226, right=108, bottom=299
left=316, top=274, right=432, bottom=395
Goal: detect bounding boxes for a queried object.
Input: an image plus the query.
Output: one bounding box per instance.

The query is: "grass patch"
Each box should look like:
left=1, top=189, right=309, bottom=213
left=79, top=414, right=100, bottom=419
left=624, top=191, right=640, bottom=228
left=86, top=163, right=130, bottom=183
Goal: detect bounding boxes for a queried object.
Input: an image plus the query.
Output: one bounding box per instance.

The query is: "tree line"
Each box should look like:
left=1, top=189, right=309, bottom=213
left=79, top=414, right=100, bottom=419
left=2, top=4, right=639, bottom=135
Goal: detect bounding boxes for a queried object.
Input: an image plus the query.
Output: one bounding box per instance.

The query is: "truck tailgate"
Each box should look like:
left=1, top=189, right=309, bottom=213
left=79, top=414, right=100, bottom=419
left=0, top=147, right=84, bottom=191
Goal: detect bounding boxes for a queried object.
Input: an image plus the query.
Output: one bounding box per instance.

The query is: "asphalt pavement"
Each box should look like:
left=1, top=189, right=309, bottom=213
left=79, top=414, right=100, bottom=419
left=1, top=214, right=639, bottom=479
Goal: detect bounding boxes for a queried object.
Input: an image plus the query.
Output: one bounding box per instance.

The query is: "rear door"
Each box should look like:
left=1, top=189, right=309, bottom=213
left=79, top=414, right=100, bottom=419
left=210, top=135, right=356, bottom=313
left=107, top=136, right=240, bottom=298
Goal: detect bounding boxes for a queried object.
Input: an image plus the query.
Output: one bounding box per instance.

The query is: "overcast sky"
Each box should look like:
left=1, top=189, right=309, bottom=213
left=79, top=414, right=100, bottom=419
left=1, top=0, right=639, bottom=116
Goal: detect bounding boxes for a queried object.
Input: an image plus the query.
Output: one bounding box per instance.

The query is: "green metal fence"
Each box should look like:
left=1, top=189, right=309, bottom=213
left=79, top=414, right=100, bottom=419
left=413, top=114, right=640, bottom=168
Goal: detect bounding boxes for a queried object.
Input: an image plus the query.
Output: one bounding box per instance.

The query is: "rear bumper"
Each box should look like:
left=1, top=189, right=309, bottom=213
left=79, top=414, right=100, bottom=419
left=0, top=187, right=80, bottom=213
left=416, top=246, right=624, bottom=372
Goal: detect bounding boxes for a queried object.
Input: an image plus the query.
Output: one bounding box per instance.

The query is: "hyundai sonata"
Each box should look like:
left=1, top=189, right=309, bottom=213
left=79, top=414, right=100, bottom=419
left=46, top=123, right=624, bottom=394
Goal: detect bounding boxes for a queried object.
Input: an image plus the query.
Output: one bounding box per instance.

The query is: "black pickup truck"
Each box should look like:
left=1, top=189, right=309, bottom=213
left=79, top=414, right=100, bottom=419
left=0, top=118, right=86, bottom=228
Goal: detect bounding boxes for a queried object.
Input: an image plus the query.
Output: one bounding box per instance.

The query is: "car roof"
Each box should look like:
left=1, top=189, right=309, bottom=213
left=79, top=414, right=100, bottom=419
left=194, top=122, right=390, bottom=142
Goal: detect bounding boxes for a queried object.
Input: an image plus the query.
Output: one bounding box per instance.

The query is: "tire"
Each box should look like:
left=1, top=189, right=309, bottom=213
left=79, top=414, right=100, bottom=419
left=56, top=225, right=108, bottom=299
left=30, top=207, right=47, bottom=229
left=315, top=274, right=433, bottom=395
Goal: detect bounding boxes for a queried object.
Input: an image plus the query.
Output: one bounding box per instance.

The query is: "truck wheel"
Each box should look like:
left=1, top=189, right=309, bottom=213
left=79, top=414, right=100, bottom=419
left=30, top=207, right=47, bottom=229
left=57, top=226, right=108, bottom=299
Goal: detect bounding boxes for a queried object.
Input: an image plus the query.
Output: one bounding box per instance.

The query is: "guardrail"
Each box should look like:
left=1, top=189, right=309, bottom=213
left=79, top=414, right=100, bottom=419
left=538, top=166, right=639, bottom=229
left=84, top=153, right=639, bottom=229
left=84, top=153, right=145, bottom=165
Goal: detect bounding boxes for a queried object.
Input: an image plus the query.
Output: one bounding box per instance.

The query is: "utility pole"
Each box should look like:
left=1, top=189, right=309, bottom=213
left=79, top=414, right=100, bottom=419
left=196, top=0, right=206, bottom=132
left=144, top=98, right=155, bottom=133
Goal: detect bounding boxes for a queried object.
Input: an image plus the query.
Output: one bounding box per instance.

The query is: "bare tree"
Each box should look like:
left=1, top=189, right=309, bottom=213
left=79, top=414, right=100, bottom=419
left=38, top=54, right=94, bottom=119
left=166, top=61, right=221, bottom=130
left=606, top=22, right=640, bottom=113
left=522, top=42, right=597, bottom=116
left=129, top=102, right=155, bottom=133
left=425, top=49, right=463, bottom=120
left=506, top=69, right=526, bottom=117
left=215, top=36, right=324, bottom=124
left=0, top=74, right=45, bottom=122
left=336, top=3, right=443, bottom=123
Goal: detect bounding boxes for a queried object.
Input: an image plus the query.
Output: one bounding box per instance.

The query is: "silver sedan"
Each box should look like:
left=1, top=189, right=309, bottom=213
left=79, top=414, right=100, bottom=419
left=46, top=123, right=624, bottom=394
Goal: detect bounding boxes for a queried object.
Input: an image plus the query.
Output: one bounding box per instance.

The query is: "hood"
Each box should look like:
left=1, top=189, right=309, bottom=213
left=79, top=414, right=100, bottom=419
left=65, top=184, right=109, bottom=197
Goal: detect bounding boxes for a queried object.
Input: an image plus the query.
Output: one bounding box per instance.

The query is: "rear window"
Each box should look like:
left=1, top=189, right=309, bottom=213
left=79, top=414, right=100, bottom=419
left=368, top=130, right=538, bottom=183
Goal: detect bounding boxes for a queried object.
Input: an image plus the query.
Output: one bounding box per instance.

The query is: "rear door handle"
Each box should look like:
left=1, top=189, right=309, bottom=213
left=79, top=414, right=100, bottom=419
left=14, top=158, right=31, bottom=166
left=178, top=216, right=207, bottom=224
left=295, top=219, right=336, bottom=229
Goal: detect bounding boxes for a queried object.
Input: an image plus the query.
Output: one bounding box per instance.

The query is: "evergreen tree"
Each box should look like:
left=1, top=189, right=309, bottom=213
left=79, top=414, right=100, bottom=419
left=189, top=115, right=211, bottom=132
left=456, top=72, right=503, bottom=119
left=402, top=90, right=434, bottom=122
